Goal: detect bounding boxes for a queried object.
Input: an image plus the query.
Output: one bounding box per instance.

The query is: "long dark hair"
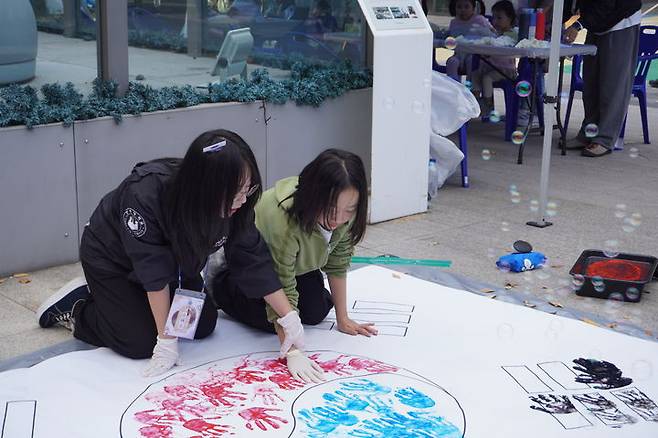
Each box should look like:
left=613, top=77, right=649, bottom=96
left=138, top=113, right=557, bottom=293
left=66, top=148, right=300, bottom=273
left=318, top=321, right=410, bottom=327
left=449, top=0, right=486, bottom=16
left=492, top=0, right=516, bottom=25
left=285, top=149, right=368, bottom=245
left=164, top=129, right=262, bottom=274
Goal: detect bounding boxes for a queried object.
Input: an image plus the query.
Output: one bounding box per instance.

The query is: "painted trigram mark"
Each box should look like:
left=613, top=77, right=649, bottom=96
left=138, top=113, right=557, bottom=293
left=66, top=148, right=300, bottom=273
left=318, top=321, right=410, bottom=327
left=502, top=365, right=553, bottom=394
left=322, top=300, right=414, bottom=337
left=352, top=300, right=414, bottom=313
left=573, top=392, right=636, bottom=427
left=611, top=387, right=658, bottom=422
left=538, top=361, right=590, bottom=390
left=528, top=394, right=593, bottom=430
left=2, top=400, right=36, bottom=438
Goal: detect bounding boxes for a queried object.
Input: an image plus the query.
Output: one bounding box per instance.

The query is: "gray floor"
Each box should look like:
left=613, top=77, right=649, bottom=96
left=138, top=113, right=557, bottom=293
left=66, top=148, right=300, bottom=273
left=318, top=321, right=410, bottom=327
left=2, top=31, right=658, bottom=363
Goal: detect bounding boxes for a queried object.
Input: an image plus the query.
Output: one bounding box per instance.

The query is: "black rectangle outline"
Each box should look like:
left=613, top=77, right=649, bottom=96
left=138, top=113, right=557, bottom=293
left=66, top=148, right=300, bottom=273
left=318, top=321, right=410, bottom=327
left=2, top=400, right=37, bottom=438
left=610, top=386, right=658, bottom=422
left=537, top=361, right=591, bottom=390
left=502, top=365, right=553, bottom=393
left=351, top=300, right=415, bottom=314
left=573, top=392, right=635, bottom=427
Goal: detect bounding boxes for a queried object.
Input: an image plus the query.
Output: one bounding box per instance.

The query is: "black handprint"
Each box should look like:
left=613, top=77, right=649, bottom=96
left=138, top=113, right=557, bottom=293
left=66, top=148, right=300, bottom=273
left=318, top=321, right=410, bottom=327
left=613, top=388, right=658, bottom=422
left=529, top=394, right=577, bottom=414
left=572, top=358, right=632, bottom=389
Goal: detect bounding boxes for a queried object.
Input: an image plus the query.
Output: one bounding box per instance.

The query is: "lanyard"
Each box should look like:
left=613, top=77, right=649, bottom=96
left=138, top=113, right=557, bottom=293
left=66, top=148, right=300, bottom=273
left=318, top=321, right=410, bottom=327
left=178, top=261, right=209, bottom=293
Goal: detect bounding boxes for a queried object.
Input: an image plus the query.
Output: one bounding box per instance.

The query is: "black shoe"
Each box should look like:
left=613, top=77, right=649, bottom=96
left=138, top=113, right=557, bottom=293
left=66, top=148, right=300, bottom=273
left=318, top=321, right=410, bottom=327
left=36, top=277, right=90, bottom=330
left=581, top=143, right=612, bottom=158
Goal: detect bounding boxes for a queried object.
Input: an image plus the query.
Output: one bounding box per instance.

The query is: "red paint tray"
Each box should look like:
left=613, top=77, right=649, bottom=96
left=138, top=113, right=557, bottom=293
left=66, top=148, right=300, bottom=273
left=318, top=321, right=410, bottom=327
left=569, top=250, right=658, bottom=302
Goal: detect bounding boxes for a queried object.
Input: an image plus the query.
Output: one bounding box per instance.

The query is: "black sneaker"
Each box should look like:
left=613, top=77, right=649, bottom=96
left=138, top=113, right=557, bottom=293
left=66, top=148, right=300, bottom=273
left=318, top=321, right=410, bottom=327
left=36, top=277, right=90, bottom=330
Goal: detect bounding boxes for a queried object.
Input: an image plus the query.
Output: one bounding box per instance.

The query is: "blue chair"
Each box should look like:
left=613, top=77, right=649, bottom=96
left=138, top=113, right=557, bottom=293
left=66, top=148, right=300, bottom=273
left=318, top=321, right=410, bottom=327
left=565, top=26, right=658, bottom=145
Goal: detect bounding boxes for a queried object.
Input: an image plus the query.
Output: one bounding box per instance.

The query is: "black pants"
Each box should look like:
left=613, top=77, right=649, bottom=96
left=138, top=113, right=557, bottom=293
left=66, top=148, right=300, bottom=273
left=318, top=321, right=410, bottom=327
left=74, top=259, right=218, bottom=359
left=213, top=269, right=333, bottom=333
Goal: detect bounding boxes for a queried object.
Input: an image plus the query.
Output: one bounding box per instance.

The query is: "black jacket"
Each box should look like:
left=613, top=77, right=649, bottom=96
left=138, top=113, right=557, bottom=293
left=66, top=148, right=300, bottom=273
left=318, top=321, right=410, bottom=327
left=575, top=0, right=642, bottom=34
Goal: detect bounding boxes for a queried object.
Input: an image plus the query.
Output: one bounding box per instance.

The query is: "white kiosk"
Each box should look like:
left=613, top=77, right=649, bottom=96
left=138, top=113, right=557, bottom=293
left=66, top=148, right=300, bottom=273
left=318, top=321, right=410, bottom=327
left=357, top=1, right=433, bottom=223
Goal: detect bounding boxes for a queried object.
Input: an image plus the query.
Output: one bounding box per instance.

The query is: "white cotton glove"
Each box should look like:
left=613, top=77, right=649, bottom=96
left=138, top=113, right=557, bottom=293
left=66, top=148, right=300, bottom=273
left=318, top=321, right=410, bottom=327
left=277, top=310, right=305, bottom=357
left=285, top=349, right=325, bottom=383
left=142, top=336, right=181, bottom=377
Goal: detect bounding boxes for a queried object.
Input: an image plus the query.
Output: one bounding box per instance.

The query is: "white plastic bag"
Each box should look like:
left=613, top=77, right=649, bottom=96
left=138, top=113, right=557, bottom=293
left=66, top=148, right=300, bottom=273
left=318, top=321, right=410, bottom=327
left=430, top=133, right=464, bottom=189
left=431, top=71, right=480, bottom=136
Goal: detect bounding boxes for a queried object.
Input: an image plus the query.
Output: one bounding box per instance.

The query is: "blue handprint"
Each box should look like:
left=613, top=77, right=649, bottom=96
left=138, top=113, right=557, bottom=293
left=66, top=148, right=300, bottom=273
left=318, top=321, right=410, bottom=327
left=299, top=405, right=359, bottom=434
left=349, top=410, right=461, bottom=438
left=323, top=390, right=370, bottom=411
left=395, top=387, right=436, bottom=409
left=339, top=379, right=392, bottom=395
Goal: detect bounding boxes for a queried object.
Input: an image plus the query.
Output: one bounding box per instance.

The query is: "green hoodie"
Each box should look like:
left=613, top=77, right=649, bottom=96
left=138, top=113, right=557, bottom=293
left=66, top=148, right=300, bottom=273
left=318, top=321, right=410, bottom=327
left=255, top=176, right=354, bottom=322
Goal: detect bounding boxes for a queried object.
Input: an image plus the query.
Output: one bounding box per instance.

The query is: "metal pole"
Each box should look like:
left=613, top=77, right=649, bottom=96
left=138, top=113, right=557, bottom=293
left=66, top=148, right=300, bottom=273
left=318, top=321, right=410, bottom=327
left=62, top=0, right=77, bottom=37
left=527, top=0, right=564, bottom=228
left=96, top=0, right=129, bottom=96
left=186, top=0, right=205, bottom=58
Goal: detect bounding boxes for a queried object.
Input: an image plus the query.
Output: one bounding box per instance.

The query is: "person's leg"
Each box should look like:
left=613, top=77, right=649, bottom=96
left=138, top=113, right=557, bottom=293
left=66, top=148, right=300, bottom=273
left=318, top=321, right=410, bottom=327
left=296, top=270, right=334, bottom=325
left=446, top=55, right=460, bottom=79
left=588, top=25, right=640, bottom=150
left=578, top=31, right=601, bottom=142
left=75, top=260, right=217, bottom=359
left=212, top=270, right=275, bottom=333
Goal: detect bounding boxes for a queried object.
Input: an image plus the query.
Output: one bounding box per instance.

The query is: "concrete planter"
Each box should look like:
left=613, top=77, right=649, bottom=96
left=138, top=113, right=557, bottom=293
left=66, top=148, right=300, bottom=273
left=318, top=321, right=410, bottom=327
left=0, top=90, right=372, bottom=275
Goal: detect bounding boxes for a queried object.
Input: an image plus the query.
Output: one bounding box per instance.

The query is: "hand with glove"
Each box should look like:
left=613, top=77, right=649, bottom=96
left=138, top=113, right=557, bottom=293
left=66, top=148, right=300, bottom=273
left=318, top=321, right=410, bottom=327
left=285, top=349, right=325, bottom=383
left=276, top=310, right=305, bottom=357
left=142, top=336, right=181, bottom=377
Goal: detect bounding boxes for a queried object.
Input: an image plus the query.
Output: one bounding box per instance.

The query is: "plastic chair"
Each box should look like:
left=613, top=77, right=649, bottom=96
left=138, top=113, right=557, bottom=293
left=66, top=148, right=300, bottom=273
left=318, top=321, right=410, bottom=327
left=565, top=26, right=658, bottom=145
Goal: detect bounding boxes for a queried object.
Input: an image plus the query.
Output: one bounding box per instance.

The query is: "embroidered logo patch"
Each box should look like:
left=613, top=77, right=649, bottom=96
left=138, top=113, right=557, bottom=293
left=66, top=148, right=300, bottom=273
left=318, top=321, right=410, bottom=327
left=123, top=208, right=146, bottom=238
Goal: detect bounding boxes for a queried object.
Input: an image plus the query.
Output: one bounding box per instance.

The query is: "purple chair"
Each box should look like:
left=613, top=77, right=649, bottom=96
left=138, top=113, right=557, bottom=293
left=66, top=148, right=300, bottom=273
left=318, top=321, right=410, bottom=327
left=565, top=26, right=658, bottom=145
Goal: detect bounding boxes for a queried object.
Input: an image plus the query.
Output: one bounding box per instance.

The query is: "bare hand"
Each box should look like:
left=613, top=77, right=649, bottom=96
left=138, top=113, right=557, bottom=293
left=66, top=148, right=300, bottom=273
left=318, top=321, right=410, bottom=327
left=563, top=26, right=579, bottom=44
left=336, top=317, right=378, bottom=337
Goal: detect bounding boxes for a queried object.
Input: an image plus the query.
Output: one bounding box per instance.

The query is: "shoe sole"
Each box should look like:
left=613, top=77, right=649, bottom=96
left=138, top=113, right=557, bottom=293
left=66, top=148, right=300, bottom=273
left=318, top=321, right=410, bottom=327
left=36, top=277, right=87, bottom=326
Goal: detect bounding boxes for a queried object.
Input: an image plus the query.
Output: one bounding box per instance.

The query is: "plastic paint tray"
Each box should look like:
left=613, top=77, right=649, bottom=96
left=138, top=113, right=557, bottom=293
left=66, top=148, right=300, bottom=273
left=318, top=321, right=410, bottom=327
left=569, top=250, right=658, bottom=302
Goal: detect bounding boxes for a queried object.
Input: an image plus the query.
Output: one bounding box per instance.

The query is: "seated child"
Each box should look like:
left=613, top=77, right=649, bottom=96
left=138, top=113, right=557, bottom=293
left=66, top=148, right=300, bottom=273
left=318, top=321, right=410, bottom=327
left=445, top=0, right=494, bottom=79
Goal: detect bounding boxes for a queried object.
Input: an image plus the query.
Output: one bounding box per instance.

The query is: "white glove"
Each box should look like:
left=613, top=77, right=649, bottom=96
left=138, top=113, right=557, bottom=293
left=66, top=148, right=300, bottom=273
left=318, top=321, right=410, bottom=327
left=277, top=310, right=305, bottom=357
left=286, top=349, right=325, bottom=383
left=142, top=336, right=181, bottom=377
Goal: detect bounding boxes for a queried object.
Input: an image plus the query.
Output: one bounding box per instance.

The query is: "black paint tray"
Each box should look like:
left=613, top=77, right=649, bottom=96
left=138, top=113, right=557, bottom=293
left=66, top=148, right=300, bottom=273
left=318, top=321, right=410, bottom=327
left=569, top=250, right=658, bottom=302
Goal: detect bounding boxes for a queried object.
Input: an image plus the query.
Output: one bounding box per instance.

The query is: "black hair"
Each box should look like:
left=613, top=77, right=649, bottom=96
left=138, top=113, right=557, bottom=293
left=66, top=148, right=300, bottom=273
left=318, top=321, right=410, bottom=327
left=284, top=149, right=368, bottom=246
left=492, top=0, right=516, bottom=25
left=164, top=129, right=262, bottom=274
left=449, top=0, right=486, bottom=17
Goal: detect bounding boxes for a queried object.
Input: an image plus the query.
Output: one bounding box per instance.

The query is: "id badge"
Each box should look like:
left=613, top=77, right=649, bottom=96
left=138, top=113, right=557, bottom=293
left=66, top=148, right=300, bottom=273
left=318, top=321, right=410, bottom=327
left=164, top=288, right=206, bottom=339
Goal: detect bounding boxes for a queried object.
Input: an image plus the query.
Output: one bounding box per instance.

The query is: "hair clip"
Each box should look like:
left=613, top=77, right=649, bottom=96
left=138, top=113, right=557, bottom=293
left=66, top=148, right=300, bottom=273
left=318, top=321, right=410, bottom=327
left=202, top=139, right=227, bottom=154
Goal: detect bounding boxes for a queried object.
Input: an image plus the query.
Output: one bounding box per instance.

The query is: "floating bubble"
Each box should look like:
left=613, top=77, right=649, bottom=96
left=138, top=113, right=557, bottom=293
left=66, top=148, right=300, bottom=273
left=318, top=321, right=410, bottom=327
left=423, top=78, right=432, bottom=88
left=584, top=123, right=599, bottom=138
left=571, top=274, right=585, bottom=290
left=609, top=291, right=624, bottom=302
left=631, top=360, right=653, bottom=381
left=549, top=319, right=565, bottom=333
left=629, top=212, right=642, bottom=227
left=412, top=100, right=425, bottom=114
left=591, top=276, right=605, bottom=293
left=529, top=199, right=539, bottom=212
left=515, top=80, right=532, bottom=97
left=546, top=201, right=558, bottom=217
left=545, top=328, right=559, bottom=341
left=464, top=80, right=472, bottom=90
left=509, top=184, right=518, bottom=193
left=445, top=36, right=457, bottom=50
left=614, top=203, right=627, bottom=218
left=497, top=261, right=512, bottom=273
left=510, top=191, right=521, bottom=204
left=497, top=323, right=514, bottom=340
left=481, top=149, right=492, bottom=160
left=536, top=269, right=551, bottom=281
left=511, top=130, right=525, bottom=145
left=383, top=97, right=395, bottom=110
left=626, top=287, right=641, bottom=301
left=501, top=221, right=510, bottom=232
left=489, top=110, right=501, bottom=123
left=622, top=217, right=636, bottom=233
left=629, top=147, right=639, bottom=158
left=603, top=240, right=620, bottom=258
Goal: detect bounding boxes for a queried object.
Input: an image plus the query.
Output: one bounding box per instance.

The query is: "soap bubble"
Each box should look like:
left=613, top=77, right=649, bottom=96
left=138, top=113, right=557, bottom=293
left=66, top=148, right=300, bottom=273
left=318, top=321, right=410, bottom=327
left=515, top=80, right=532, bottom=97
left=631, top=360, right=653, bottom=381
left=497, top=323, right=514, bottom=340
left=509, top=184, right=518, bottom=193
left=609, top=292, right=624, bottom=302
left=584, top=123, right=599, bottom=138
left=489, top=110, right=501, bottom=123
left=571, top=274, right=585, bottom=290
left=501, top=221, right=510, bottom=232
left=603, top=240, right=620, bottom=258
left=626, top=287, right=640, bottom=301
left=546, top=201, right=558, bottom=217
left=445, top=36, right=457, bottom=50
left=512, top=130, right=525, bottom=145
left=510, top=191, right=521, bottom=204
left=536, top=269, right=551, bottom=281
left=423, top=78, right=432, bottom=88
left=529, top=199, right=539, bottom=212
left=614, top=203, right=627, bottom=219
left=412, top=100, right=425, bottom=114
left=622, top=217, right=636, bottom=233
left=629, top=212, right=642, bottom=227
left=592, top=276, right=605, bottom=293
left=481, top=149, right=492, bottom=160
left=629, top=147, right=639, bottom=158
left=464, top=80, right=472, bottom=90
left=383, top=97, right=395, bottom=110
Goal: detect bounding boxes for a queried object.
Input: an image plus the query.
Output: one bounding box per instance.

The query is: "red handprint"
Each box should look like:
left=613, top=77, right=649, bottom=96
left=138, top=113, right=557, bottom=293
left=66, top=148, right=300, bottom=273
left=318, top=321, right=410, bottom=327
left=268, top=372, right=308, bottom=390
left=229, top=364, right=267, bottom=384
left=309, top=354, right=352, bottom=376
left=348, top=357, right=398, bottom=373
left=161, top=398, right=210, bottom=417
left=252, top=385, right=285, bottom=406
left=182, top=418, right=231, bottom=436
left=257, top=358, right=288, bottom=374
left=163, top=385, right=202, bottom=401
left=200, top=382, right=247, bottom=407
left=239, top=407, right=289, bottom=431
left=139, top=423, right=173, bottom=438
left=135, top=408, right=185, bottom=425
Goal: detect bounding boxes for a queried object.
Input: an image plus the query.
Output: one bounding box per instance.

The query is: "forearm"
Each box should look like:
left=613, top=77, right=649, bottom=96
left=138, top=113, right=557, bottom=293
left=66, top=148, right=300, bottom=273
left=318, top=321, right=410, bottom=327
left=146, top=285, right=173, bottom=339
left=328, top=275, right=348, bottom=320
left=263, top=288, right=294, bottom=318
